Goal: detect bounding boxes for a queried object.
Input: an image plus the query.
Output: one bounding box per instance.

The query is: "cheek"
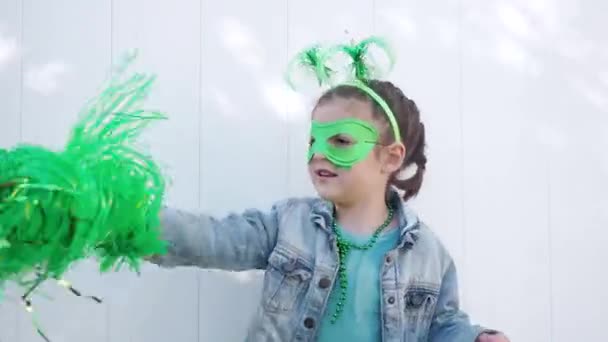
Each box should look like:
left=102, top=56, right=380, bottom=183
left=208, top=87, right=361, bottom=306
left=343, top=158, right=381, bottom=179
left=359, top=151, right=383, bottom=172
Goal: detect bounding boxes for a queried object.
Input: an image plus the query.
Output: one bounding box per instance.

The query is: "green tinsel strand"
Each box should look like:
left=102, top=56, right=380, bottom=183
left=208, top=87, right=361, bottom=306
left=0, top=51, right=168, bottom=301
left=285, top=44, right=334, bottom=90
left=285, top=36, right=395, bottom=91
left=339, top=36, right=395, bottom=82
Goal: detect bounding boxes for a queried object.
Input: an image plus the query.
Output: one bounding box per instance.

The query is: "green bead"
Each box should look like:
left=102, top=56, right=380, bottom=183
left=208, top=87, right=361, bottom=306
left=328, top=203, right=394, bottom=324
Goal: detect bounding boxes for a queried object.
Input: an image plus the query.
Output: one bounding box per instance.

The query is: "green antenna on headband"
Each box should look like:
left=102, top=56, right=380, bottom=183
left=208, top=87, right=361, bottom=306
left=285, top=36, right=401, bottom=142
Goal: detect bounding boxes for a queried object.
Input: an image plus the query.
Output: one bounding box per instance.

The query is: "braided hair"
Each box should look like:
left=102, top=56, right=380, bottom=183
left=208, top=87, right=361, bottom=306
left=315, top=80, right=427, bottom=201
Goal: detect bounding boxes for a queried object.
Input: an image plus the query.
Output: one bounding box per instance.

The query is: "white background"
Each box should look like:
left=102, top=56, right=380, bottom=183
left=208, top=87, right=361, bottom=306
left=0, top=0, right=607, bottom=341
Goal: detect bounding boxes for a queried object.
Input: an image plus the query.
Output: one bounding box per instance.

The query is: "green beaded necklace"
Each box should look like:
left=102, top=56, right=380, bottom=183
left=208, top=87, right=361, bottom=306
left=329, top=205, right=395, bottom=324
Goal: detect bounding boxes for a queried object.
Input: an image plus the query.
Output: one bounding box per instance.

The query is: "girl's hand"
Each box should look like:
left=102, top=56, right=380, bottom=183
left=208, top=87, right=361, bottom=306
left=476, top=331, right=510, bottom=342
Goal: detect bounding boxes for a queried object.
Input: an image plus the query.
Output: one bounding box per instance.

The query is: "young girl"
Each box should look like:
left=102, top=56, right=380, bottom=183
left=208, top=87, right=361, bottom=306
left=149, top=40, right=510, bottom=341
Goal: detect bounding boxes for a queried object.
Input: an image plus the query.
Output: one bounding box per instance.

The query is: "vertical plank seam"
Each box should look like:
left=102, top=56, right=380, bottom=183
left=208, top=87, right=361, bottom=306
left=286, top=0, right=290, bottom=197
left=107, top=1, right=114, bottom=341
left=197, top=0, right=204, bottom=341
left=18, top=0, right=24, bottom=142
left=546, top=155, right=554, bottom=341
left=457, top=0, right=468, bottom=310
left=17, top=0, right=24, bottom=340
left=109, top=0, right=114, bottom=67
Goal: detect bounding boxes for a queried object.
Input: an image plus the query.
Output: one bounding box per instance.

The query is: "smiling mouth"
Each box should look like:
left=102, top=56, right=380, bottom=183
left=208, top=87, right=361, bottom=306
left=315, top=169, right=338, bottom=177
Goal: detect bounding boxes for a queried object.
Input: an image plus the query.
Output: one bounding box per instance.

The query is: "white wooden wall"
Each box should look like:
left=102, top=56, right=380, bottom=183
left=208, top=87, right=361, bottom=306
left=1, top=0, right=607, bottom=341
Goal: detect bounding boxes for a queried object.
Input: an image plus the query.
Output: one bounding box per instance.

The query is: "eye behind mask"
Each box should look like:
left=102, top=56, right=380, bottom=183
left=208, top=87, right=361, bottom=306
left=307, top=118, right=379, bottom=168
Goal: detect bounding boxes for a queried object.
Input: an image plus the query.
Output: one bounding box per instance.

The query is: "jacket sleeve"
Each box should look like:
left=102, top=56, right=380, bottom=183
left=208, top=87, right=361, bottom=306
left=428, top=260, right=488, bottom=342
left=148, top=200, right=288, bottom=271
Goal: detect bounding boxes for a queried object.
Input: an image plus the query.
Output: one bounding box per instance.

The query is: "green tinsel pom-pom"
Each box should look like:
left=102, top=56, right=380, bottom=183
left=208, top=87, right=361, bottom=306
left=0, top=51, right=168, bottom=297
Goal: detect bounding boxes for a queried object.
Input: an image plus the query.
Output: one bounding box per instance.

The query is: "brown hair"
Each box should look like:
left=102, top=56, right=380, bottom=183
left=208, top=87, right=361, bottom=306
left=315, top=80, right=427, bottom=201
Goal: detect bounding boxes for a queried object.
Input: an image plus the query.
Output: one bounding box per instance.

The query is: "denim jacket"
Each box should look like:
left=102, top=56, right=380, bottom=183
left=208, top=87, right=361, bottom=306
left=151, top=191, right=488, bottom=341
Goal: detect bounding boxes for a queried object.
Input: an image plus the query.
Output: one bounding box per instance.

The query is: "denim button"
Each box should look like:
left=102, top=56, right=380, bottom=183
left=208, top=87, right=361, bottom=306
left=388, top=296, right=395, bottom=304
left=318, top=277, right=331, bottom=289
left=303, top=317, right=315, bottom=329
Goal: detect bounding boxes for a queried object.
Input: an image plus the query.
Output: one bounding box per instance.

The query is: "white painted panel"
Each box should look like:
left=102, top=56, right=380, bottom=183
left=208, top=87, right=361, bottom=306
left=375, top=0, right=467, bottom=306
left=461, top=1, right=552, bottom=340
left=18, top=1, right=111, bottom=341
left=0, top=0, right=21, bottom=148
left=0, top=286, right=20, bottom=342
left=545, top=0, right=608, bottom=340
left=108, top=0, right=201, bottom=341
left=0, top=0, right=22, bottom=341
left=199, top=0, right=289, bottom=212
left=198, top=271, right=265, bottom=342
left=2, top=1, right=608, bottom=341
left=286, top=0, right=374, bottom=197
left=198, top=1, right=289, bottom=341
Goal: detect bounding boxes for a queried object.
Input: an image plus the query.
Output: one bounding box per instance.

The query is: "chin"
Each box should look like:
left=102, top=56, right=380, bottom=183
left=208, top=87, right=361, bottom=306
left=316, top=192, right=335, bottom=202
left=313, top=185, right=344, bottom=203
left=312, top=184, right=331, bottom=199
left=310, top=174, right=349, bottom=203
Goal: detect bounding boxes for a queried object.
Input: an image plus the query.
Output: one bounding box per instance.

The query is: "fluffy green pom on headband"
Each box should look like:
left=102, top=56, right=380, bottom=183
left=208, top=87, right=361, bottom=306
left=334, top=36, right=395, bottom=82
left=286, top=36, right=401, bottom=142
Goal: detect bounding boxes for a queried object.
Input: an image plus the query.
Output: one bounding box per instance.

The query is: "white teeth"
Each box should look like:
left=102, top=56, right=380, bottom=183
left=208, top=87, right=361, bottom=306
left=317, top=170, right=336, bottom=177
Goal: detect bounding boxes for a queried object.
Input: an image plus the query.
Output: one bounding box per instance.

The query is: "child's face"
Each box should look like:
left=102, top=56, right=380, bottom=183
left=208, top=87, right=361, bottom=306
left=308, top=97, right=399, bottom=204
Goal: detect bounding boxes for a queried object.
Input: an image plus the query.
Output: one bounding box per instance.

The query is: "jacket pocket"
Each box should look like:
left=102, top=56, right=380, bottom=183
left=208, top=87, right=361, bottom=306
left=403, top=283, right=439, bottom=339
left=263, top=247, right=313, bottom=313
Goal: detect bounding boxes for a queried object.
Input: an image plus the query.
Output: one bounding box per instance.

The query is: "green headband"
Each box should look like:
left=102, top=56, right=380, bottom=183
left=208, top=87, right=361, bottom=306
left=286, top=36, right=402, bottom=142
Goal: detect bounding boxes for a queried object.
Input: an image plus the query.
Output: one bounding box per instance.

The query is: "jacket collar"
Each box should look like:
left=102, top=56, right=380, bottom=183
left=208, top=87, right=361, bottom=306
left=311, top=188, right=420, bottom=249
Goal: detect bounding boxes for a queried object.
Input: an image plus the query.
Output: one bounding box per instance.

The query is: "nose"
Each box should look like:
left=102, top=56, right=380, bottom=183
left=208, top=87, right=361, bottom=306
left=310, top=152, right=327, bottom=161
left=308, top=142, right=327, bottom=162
left=308, top=153, right=327, bottom=166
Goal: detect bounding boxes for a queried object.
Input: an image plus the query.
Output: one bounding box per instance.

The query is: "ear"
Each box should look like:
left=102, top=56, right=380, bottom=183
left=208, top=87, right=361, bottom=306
left=381, top=142, right=406, bottom=174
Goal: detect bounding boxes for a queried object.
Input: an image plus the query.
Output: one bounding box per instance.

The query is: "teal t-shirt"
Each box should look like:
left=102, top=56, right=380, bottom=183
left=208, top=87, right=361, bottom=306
left=317, top=225, right=401, bottom=341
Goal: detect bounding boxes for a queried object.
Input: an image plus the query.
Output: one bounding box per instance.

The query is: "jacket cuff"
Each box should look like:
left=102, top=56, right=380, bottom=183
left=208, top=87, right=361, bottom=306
left=474, top=327, right=502, bottom=341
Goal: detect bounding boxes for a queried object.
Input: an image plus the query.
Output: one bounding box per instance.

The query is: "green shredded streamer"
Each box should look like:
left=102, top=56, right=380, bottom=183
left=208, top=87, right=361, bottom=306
left=286, top=36, right=403, bottom=143
left=337, top=36, right=395, bottom=82
left=286, top=44, right=333, bottom=89
left=285, top=36, right=395, bottom=90
left=0, top=51, right=168, bottom=330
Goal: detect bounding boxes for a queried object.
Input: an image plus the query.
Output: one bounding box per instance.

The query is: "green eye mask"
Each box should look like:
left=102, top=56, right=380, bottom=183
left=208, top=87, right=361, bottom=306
left=308, top=118, right=379, bottom=168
